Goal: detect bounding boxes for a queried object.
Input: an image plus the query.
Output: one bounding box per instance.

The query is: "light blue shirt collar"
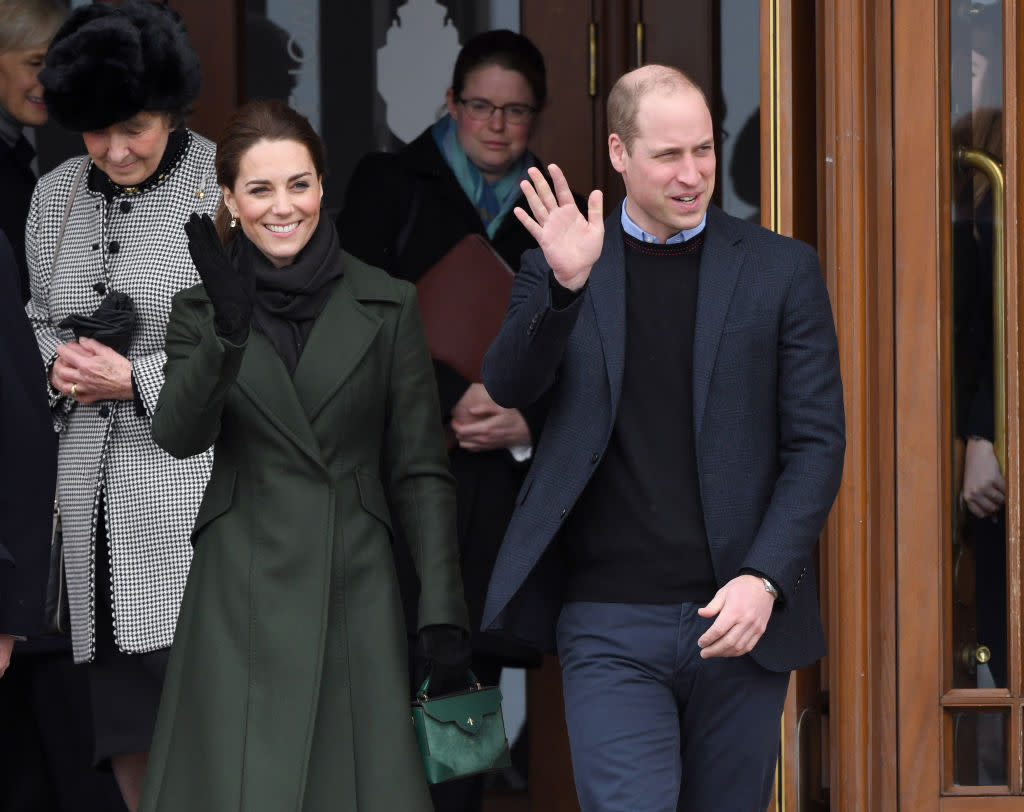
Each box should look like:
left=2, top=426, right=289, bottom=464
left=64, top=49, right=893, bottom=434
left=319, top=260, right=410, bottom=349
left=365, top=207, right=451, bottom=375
left=620, top=200, right=706, bottom=244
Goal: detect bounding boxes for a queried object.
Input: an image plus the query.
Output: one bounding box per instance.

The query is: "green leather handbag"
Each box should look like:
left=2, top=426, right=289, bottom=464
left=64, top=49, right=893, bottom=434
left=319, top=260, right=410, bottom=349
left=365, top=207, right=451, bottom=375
left=410, top=671, right=512, bottom=784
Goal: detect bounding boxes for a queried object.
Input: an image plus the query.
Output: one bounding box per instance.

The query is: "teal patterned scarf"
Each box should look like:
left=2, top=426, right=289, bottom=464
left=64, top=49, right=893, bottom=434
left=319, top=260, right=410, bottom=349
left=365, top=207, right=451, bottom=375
left=431, top=116, right=535, bottom=238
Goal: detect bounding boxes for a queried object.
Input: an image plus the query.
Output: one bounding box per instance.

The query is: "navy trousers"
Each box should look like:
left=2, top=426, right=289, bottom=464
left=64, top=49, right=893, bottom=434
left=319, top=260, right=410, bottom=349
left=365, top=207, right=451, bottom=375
left=556, top=602, right=790, bottom=812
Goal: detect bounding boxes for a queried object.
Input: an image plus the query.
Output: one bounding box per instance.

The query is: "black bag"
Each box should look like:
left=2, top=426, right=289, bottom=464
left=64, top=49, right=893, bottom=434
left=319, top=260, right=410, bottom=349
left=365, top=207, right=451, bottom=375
left=43, top=499, right=69, bottom=635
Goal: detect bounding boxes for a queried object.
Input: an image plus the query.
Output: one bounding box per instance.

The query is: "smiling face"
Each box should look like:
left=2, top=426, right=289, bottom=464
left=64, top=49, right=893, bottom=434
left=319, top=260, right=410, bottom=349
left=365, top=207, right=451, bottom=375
left=445, top=64, right=537, bottom=183
left=608, top=84, right=716, bottom=241
left=81, top=112, right=173, bottom=187
left=222, top=138, right=323, bottom=268
left=0, top=45, right=48, bottom=126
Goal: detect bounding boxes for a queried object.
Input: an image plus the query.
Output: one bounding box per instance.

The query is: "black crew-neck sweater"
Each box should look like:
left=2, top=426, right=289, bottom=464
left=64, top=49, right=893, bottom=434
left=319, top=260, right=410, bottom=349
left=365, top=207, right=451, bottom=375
left=561, top=229, right=717, bottom=604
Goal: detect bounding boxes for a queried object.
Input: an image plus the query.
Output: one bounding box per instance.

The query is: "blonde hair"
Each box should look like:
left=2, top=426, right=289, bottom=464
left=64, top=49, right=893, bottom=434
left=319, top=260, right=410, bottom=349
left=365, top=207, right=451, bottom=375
left=0, top=0, right=67, bottom=53
left=607, top=65, right=710, bottom=153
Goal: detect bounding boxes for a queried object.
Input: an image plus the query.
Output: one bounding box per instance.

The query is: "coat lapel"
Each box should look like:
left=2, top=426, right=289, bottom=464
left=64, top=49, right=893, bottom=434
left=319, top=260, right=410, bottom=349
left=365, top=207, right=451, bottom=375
left=291, top=263, right=386, bottom=424
left=588, top=210, right=628, bottom=416
left=693, top=206, right=745, bottom=439
left=236, top=329, right=323, bottom=466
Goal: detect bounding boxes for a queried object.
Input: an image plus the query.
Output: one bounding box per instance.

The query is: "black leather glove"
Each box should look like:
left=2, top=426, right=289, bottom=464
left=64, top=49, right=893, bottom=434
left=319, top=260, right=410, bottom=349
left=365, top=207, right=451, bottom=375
left=184, top=213, right=253, bottom=342
left=414, top=624, right=472, bottom=697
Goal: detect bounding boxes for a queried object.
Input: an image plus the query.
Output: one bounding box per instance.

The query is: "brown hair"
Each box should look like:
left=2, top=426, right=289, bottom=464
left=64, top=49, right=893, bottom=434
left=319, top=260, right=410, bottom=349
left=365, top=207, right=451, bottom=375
left=451, top=29, right=547, bottom=109
left=214, top=99, right=326, bottom=242
left=607, top=65, right=710, bottom=153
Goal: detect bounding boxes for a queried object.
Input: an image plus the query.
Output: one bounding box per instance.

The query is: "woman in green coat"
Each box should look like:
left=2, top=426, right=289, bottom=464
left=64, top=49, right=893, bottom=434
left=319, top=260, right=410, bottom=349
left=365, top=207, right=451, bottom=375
left=140, top=100, right=470, bottom=811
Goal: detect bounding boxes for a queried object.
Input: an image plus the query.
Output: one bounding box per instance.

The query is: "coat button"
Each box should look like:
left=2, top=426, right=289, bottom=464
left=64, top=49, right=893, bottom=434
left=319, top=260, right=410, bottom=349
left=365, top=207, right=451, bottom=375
left=98, top=404, right=110, bottom=418
left=590, top=452, right=599, bottom=463
left=108, top=241, right=120, bottom=254
left=93, top=281, right=106, bottom=295
left=559, top=508, right=567, bottom=518
left=120, top=201, right=132, bottom=213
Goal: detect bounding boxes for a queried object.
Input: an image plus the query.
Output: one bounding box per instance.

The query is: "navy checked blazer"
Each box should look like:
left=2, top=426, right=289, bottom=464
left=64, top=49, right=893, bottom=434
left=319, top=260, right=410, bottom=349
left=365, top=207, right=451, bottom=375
left=480, top=203, right=846, bottom=673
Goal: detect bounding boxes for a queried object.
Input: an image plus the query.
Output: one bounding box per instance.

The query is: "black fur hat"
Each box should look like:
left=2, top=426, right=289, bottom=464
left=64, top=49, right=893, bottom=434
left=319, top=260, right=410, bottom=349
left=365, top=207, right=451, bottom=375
left=40, top=0, right=201, bottom=132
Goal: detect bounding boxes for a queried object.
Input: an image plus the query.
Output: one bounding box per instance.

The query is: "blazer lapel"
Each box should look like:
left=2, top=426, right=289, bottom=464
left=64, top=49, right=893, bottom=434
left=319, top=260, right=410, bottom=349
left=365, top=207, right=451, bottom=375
left=236, top=329, right=324, bottom=466
left=587, top=211, right=627, bottom=416
left=291, top=267, right=385, bottom=424
left=693, top=207, right=745, bottom=439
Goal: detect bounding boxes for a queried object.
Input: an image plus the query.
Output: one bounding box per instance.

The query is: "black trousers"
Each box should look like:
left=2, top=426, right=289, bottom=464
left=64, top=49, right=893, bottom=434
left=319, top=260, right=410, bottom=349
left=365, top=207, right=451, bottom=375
left=0, top=648, right=125, bottom=811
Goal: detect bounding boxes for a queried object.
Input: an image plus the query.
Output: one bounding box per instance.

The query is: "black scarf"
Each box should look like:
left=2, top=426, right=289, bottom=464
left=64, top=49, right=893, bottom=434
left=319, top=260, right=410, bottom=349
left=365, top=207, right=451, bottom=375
left=229, top=216, right=345, bottom=376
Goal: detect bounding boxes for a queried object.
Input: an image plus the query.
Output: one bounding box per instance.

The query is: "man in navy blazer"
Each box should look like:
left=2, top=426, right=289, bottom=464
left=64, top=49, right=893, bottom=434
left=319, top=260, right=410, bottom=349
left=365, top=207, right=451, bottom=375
left=480, top=66, right=845, bottom=811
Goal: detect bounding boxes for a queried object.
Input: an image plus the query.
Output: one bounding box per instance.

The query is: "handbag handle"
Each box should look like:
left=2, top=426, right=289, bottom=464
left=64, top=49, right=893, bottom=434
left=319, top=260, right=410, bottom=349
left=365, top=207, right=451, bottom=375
left=52, top=157, right=89, bottom=270
left=416, top=670, right=483, bottom=701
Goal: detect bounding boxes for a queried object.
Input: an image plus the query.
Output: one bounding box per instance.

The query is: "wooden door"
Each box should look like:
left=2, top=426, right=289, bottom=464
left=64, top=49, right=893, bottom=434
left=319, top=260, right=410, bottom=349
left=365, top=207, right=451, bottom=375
left=893, top=0, right=1024, bottom=807
left=524, top=0, right=716, bottom=204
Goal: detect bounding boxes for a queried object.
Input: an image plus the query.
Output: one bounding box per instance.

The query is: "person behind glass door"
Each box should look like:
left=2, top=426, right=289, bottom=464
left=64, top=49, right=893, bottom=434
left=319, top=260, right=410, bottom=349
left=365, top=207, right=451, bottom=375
left=0, top=0, right=66, bottom=301
left=139, top=99, right=469, bottom=812
left=951, top=3, right=1006, bottom=723
left=27, top=3, right=219, bottom=808
left=338, top=29, right=584, bottom=811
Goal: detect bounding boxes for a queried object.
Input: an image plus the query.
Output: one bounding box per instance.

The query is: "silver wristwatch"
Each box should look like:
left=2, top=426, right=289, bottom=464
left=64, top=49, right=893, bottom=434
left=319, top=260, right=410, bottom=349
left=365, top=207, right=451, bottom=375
left=762, top=577, right=779, bottom=598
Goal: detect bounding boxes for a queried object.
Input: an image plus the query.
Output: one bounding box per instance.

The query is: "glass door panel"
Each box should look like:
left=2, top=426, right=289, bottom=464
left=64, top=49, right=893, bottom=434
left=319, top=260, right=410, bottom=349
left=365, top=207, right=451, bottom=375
left=947, top=0, right=1015, bottom=796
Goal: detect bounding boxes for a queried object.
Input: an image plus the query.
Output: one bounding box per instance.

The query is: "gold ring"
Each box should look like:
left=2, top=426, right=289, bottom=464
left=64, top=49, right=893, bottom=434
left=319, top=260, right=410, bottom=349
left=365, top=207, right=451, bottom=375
left=71, top=383, right=78, bottom=398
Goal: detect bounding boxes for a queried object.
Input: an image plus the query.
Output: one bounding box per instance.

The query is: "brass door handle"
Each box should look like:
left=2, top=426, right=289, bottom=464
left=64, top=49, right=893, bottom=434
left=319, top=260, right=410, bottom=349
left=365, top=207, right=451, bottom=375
left=588, top=22, right=597, bottom=97
left=636, top=22, right=645, bottom=68
left=956, top=147, right=1006, bottom=471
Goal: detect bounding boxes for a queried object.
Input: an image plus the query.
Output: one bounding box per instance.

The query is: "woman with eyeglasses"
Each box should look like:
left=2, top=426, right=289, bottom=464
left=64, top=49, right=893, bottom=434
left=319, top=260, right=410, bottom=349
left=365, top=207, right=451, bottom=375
left=339, top=28, right=582, bottom=812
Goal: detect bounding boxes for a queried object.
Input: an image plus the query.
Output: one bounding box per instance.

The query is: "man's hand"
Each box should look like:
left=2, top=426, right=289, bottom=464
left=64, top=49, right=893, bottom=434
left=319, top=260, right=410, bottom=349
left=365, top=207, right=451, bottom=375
left=962, top=437, right=1006, bottom=519
left=450, top=383, right=530, bottom=452
left=51, top=337, right=133, bottom=402
left=696, top=574, right=776, bottom=658
left=513, top=164, right=604, bottom=292
left=0, top=634, right=15, bottom=679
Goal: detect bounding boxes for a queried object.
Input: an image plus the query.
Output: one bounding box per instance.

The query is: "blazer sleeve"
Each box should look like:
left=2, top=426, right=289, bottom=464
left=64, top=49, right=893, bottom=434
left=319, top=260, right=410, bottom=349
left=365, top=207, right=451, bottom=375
left=151, top=288, right=246, bottom=460
left=381, top=284, right=469, bottom=632
left=740, top=244, right=846, bottom=598
left=482, top=247, right=587, bottom=410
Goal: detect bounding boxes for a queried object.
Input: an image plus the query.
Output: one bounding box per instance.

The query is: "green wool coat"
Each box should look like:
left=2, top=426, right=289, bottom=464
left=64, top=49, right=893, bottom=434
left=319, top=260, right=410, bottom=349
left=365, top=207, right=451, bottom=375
left=139, top=253, right=468, bottom=812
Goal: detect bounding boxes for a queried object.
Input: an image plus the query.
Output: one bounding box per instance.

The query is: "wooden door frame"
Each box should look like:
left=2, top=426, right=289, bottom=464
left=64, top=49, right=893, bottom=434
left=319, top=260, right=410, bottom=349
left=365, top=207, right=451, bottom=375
left=814, top=0, right=898, bottom=809
left=892, top=0, right=945, bottom=805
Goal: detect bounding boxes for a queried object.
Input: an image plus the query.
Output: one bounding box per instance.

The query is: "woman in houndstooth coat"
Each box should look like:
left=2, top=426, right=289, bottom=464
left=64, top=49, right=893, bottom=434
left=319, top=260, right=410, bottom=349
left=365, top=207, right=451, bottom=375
left=25, top=3, right=218, bottom=808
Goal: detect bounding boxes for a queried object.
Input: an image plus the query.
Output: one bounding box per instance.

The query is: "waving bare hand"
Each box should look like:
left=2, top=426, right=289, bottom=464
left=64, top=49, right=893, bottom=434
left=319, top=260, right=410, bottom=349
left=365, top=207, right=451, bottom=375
left=514, top=164, right=604, bottom=291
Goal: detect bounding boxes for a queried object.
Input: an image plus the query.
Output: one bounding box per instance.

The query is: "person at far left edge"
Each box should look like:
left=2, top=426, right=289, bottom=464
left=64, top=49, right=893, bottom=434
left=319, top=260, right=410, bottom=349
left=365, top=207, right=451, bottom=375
left=26, top=2, right=219, bottom=809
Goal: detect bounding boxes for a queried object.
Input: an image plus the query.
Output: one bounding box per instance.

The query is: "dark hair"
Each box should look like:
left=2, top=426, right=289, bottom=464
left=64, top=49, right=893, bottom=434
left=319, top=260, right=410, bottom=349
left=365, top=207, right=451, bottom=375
left=214, top=99, right=326, bottom=242
left=451, top=29, right=547, bottom=109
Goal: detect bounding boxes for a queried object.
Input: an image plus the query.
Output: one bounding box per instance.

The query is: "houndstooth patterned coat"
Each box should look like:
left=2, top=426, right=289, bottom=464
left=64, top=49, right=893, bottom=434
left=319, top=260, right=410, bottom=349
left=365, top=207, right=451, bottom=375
left=25, top=131, right=220, bottom=663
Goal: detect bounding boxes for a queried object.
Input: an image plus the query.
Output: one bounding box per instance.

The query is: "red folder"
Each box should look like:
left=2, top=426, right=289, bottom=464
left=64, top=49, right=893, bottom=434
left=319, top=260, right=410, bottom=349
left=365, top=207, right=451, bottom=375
left=414, top=234, right=515, bottom=383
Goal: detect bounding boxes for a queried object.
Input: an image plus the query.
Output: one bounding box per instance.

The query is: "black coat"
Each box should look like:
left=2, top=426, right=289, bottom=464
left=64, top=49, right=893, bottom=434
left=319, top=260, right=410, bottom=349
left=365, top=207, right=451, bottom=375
left=339, top=127, right=559, bottom=664
left=0, top=138, right=38, bottom=302
left=0, top=230, right=59, bottom=647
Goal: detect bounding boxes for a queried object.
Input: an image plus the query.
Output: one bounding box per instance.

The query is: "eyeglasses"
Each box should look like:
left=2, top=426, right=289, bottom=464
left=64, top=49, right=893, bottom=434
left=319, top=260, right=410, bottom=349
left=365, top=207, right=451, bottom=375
left=457, top=97, right=537, bottom=125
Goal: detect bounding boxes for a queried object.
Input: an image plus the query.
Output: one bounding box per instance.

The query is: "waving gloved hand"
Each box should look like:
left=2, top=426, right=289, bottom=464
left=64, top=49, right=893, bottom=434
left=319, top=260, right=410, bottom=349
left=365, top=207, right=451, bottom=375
left=184, top=213, right=254, bottom=342
left=414, top=624, right=472, bottom=697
